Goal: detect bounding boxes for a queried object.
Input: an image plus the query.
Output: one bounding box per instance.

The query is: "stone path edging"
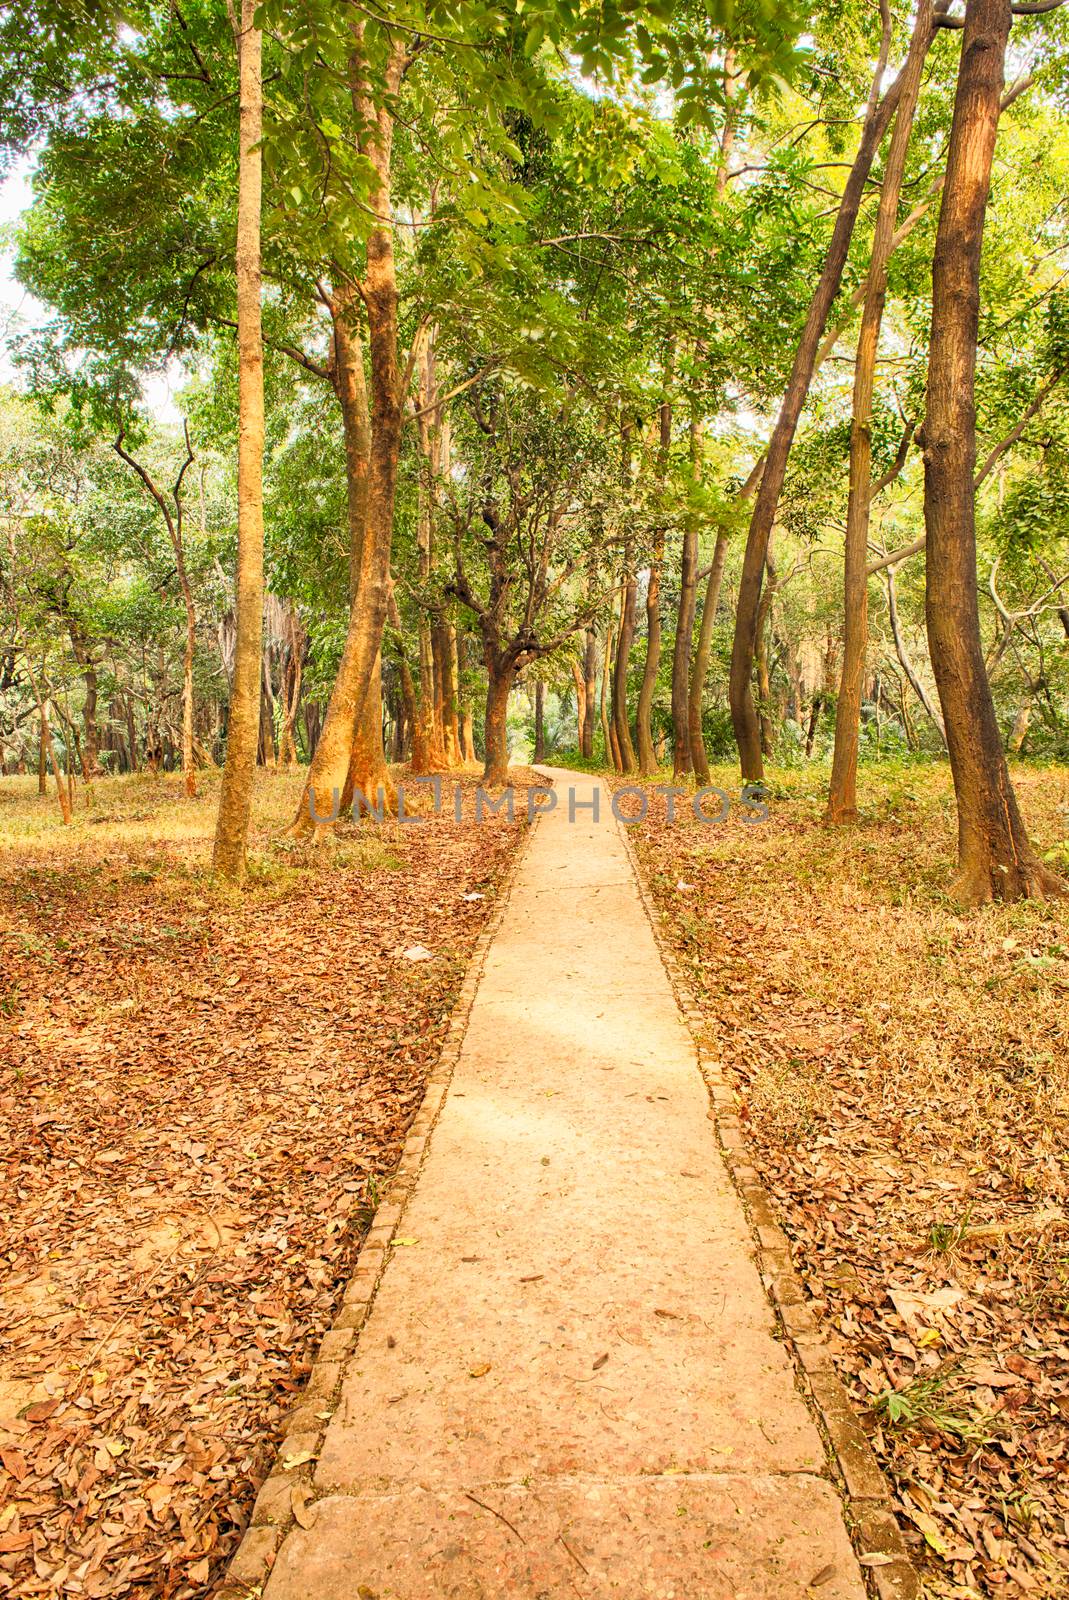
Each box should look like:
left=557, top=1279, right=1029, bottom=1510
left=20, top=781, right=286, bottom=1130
left=218, top=814, right=540, bottom=1600
left=615, top=815, right=922, bottom=1600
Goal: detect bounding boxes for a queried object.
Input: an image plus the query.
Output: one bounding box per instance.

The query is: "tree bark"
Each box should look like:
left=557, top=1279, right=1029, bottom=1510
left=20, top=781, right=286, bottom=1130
left=581, top=626, right=596, bottom=759
left=636, top=390, right=672, bottom=774
left=600, top=618, right=615, bottom=768
left=340, top=652, right=395, bottom=811
left=610, top=421, right=637, bottom=773
left=671, top=418, right=701, bottom=776
left=179, top=578, right=197, bottom=795
left=1008, top=702, right=1031, bottom=754
left=828, top=0, right=933, bottom=823
left=257, top=650, right=276, bottom=767
left=887, top=568, right=946, bottom=743
left=688, top=528, right=729, bottom=786
left=69, top=625, right=101, bottom=777
left=612, top=572, right=637, bottom=773
left=755, top=536, right=778, bottom=759
left=126, top=692, right=139, bottom=772
left=444, top=620, right=462, bottom=763
left=805, top=694, right=823, bottom=759
left=278, top=607, right=305, bottom=768
left=922, top=0, right=1061, bottom=902
left=431, top=613, right=453, bottom=766
left=325, top=283, right=396, bottom=810
left=729, top=11, right=904, bottom=780
left=35, top=703, right=71, bottom=821
left=213, top=0, right=264, bottom=876
left=293, top=33, right=406, bottom=835
left=534, top=679, right=546, bottom=763
left=571, top=660, right=586, bottom=755
left=483, top=660, right=514, bottom=786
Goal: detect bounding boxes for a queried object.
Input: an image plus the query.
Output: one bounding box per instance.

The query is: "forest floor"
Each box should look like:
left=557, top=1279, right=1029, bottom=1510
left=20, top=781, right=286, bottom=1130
left=629, top=758, right=1069, bottom=1600
left=0, top=766, right=537, bottom=1600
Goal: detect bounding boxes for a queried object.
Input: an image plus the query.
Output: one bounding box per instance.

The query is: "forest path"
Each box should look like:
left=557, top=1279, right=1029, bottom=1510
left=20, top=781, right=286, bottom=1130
left=261, top=769, right=866, bottom=1599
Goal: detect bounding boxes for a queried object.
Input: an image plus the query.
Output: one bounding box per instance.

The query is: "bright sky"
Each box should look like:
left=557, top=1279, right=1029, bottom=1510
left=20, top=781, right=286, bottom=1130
left=0, top=158, right=182, bottom=422
left=0, top=159, right=41, bottom=385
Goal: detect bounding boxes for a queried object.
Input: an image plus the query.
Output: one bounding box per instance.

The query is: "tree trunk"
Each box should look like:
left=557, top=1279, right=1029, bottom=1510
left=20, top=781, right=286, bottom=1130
left=340, top=652, right=395, bottom=812
left=600, top=619, right=615, bottom=768
left=431, top=615, right=453, bottom=766
left=326, top=282, right=397, bottom=811
left=581, top=627, right=596, bottom=759
left=1008, top=701, right=1031, bottom=754
left=533, top=679, right=546, bottom=763
left=688, top=528, right=729, bottom=786
left=257, top=650, right=276, bottom=766
left=483, top=660, right=513, bottom=786
left=729, top=14, right=904, bottom=781
left=411, top=332, right=445, bottom=772
left=636, top=392, right=672, bottom=774
left=385, top=588, right=420, bottom=764
left=38, top=715, right=47, bottom=794
left=293, top=35, right=406, bottom=835
left=570, top=661, right=586, bottom=754
left=805, top=695, right=823, bottom=760
left=922, top=0, right=1061, bottom=902
left=46, top=709, right=72, bottom=824
left=671, top=418, right=701, bottom=776
left=828, top=0, right=933, bottom=824
left=454, top=623, right=477, bottom=763
left=213, top=0, right=264, bottom=877
left=125, top=693, right=139, bottom=772
left=887, top=568, right=947, bottom=742
left=444, top=621, right=462, bottom=764
left=754, top=535, right=779, bottom=759
left=180, top=578, right=197, bottom=797
left=612, top=573, right=637, bottom=773
left=278, top=609, right=305, bottom=768
left=69, top=627, right=101, bottom=777
left=28, top=685, right=70, bottom=824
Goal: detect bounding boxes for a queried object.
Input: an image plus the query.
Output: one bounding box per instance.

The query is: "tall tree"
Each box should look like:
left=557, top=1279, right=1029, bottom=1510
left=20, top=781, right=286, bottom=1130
left=213, top=0, right=264, bottom=878
left=729, top=5, right=903, bottom=780
left=827, top=0, right=934, bottom=824
left=921, top=0, right=1064, bottom=901
left=636, top=383, right=672, bottom=775
left=671, top=415, right=701, bottom=776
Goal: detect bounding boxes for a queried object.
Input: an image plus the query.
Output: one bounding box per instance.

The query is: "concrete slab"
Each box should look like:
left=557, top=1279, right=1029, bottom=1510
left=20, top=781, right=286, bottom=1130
left=267, top=1476, right=864, bottom=1600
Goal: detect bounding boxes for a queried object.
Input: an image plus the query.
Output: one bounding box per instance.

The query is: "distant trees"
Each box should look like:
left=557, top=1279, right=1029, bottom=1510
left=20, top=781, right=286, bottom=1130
left=1, top=1, right=1068, bottom=900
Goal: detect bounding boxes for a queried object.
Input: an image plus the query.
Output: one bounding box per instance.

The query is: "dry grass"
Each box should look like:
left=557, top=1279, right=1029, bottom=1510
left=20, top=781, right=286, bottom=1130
left=631, top=758, right=1069, bottom=1600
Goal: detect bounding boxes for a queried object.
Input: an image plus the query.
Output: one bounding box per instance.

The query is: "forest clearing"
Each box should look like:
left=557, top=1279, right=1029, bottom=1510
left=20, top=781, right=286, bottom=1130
left=2, top=0, right=1069, bottom=1596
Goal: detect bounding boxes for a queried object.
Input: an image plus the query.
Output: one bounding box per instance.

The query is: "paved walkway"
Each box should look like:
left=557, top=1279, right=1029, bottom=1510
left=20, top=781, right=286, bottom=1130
left=264, top=769, right=866, bottom=1599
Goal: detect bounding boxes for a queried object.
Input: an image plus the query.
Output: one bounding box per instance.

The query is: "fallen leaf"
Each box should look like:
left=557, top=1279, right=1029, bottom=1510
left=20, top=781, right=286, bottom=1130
left=0, top=1448, right=27, bottom=1482
left=291, top=1482, right=318, bottom=1530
